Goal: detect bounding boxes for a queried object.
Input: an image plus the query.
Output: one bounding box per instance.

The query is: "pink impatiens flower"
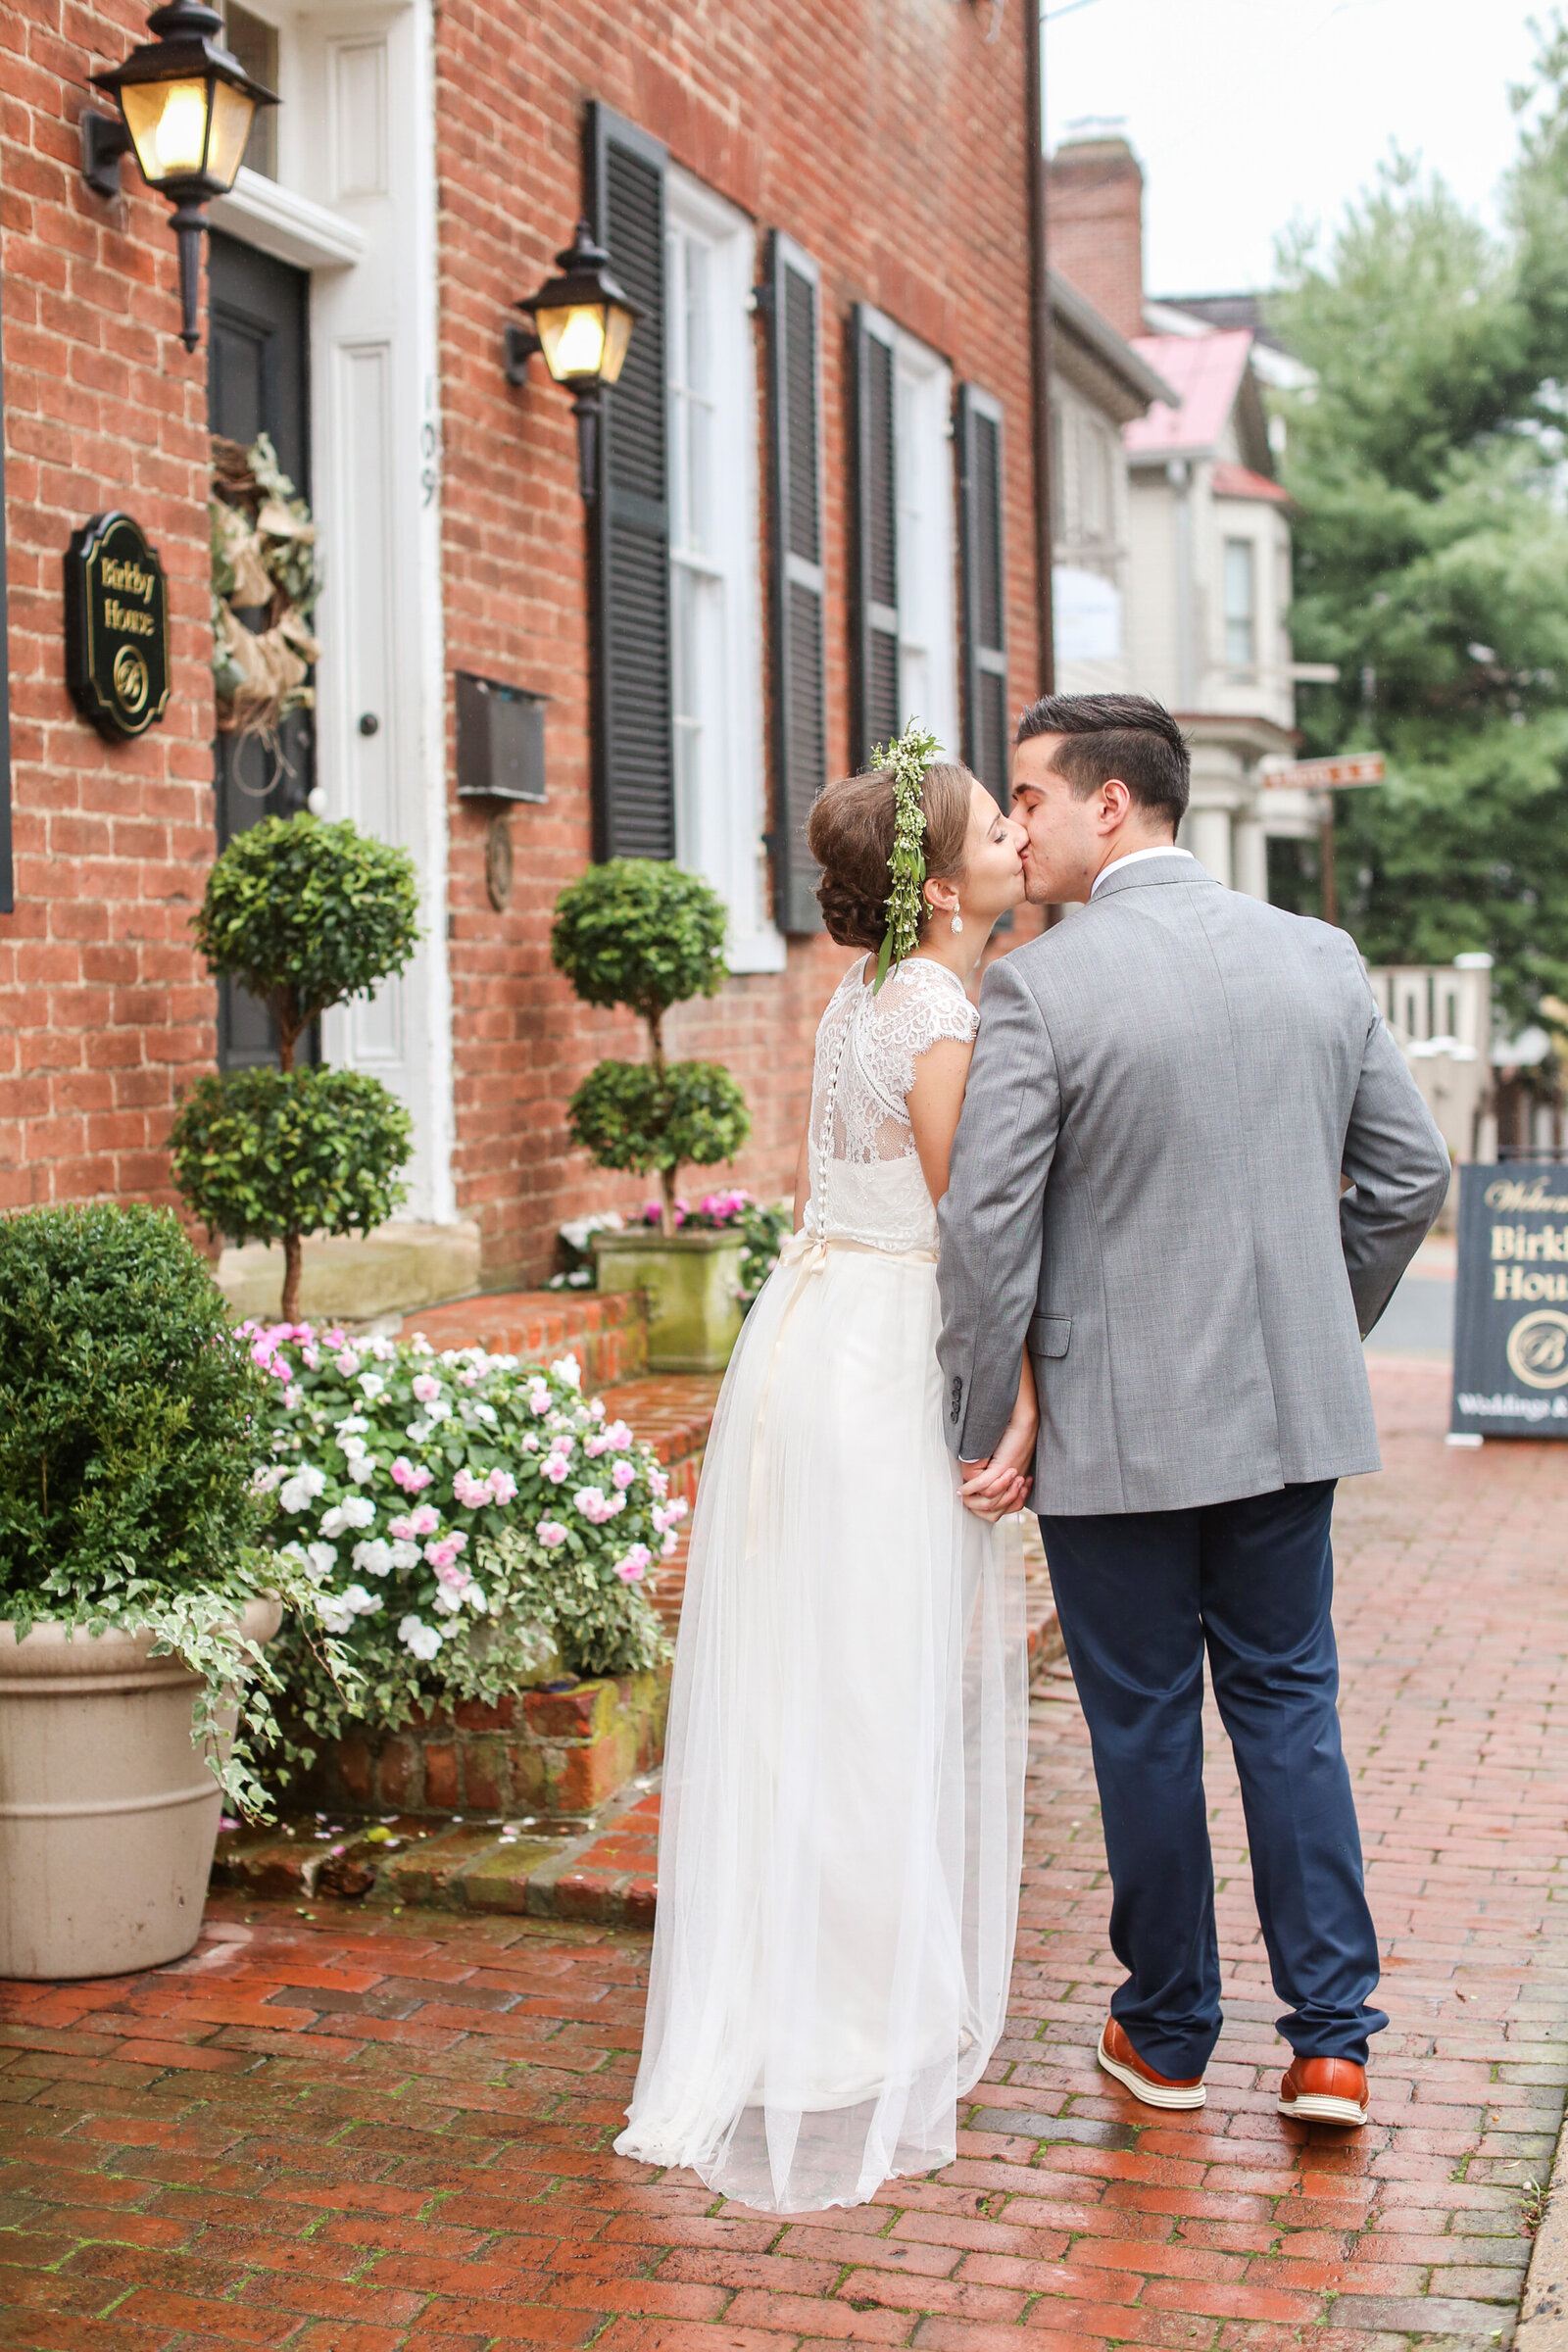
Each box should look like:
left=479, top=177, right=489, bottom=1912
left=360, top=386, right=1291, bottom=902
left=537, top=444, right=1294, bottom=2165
left=611, top=1458, right=636, bottom=1492
left=391, top=1456, right=433, bottom=1494
left=488, top=1469, right=517, bottom=1505
left=334, top=1349, right=361, bottom=1378
left=537, top=1520, right=568, bottom=1548
left=603, top=1420, right=633, bottom=1453
left=452, top=1467, right=492, bottom=1508
left=411, top=1372, right=442, bottom=1405
left=540, top=1450, right=571, bottom=1486
left=613, top=1544, right=652, bottom=1583
left=424, top=1532, right=468, bottom=1572
left=390, top=1503, right=441, bottom=1542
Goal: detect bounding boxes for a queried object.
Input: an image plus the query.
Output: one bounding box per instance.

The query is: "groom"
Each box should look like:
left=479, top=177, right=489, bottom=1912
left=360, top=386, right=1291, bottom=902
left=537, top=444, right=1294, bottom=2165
left=937, top=692, right=1449, bottom=2128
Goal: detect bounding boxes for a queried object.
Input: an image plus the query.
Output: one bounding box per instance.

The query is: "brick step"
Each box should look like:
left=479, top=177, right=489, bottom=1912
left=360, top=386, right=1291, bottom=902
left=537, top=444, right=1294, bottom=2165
left=404, top=1285, right=649, bottom=1391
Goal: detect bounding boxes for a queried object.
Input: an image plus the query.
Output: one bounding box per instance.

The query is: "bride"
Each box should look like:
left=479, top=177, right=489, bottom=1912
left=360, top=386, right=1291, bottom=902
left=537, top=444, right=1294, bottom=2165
left=614, top=725, right=1037, bottom=2213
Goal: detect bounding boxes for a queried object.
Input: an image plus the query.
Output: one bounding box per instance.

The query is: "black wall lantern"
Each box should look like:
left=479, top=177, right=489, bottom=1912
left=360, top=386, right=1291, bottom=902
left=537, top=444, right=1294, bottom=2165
left=504, top=221, right=641, bottom=502
left=80, top=1, right=278, bottom=353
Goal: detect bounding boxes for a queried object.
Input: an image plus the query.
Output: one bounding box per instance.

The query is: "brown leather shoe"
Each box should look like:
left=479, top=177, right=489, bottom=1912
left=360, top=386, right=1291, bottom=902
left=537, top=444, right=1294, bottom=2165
left=1097, top=2017, right=1206, bottom=2110
left=1277, top=2055, right=1369, bottom=2127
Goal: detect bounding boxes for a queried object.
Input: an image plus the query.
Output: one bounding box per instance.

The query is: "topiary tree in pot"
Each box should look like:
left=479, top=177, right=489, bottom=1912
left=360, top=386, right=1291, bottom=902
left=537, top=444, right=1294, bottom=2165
left=171, top=814, right=419, bottom=1323
left=0, top=1202, right=339, bottom=1979
left=551, top=859, right=752, bottom=1369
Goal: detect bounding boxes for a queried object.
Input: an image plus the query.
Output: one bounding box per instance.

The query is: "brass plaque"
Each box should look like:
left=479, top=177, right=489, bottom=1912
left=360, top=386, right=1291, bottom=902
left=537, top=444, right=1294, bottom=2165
left=64, top=511, right=172, bottom=740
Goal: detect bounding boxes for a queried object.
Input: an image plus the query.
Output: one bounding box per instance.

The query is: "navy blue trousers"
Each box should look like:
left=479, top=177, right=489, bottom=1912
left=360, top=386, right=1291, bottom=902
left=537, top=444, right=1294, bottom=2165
left=1039, top=1481, right=1386, bottom=2080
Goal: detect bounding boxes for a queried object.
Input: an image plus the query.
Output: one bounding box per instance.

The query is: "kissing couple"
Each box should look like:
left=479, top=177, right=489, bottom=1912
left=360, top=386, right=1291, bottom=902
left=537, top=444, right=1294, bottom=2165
left=614, top=691, right=1450, bottom=2214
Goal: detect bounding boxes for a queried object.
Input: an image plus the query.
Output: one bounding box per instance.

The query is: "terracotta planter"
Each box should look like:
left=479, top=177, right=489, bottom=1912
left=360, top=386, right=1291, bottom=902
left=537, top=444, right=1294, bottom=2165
left=0, top=1597, right=282, bottom=1981
left=592, top=1228, right=744, bottom=1372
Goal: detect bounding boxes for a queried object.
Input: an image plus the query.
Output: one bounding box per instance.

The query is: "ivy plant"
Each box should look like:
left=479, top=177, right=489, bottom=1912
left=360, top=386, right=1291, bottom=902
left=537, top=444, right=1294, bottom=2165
left=0, top=1203, right=342, bottom=1815
left=551, top=859, right=750, bottom=1232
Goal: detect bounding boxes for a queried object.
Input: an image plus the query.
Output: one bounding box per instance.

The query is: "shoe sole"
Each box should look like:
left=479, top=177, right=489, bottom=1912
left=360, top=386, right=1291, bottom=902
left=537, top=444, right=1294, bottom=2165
left=1097, top=2035, right=1205, bottom=2110
left=1277, top=2093, right=1368, bottom=2127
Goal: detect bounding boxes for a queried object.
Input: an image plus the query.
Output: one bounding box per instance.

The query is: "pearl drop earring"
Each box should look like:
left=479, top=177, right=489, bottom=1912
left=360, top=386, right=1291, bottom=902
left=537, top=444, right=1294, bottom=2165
left=951, top=911, right=964, bottom=935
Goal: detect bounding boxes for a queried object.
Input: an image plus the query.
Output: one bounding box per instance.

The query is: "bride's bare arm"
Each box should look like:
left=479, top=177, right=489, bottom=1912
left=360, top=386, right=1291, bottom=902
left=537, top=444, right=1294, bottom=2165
left=909, top=1039, right=1034, bottom=1517
left=906, top=1037, right=974, bottom=1206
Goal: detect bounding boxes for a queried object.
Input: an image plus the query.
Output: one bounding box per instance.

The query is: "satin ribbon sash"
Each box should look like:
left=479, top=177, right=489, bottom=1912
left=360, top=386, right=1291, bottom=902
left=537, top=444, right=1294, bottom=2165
left=775, top=1228, right=939, bottom=1275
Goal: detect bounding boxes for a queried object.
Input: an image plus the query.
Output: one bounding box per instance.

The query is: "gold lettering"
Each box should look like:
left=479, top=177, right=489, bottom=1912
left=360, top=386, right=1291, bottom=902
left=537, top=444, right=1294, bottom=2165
left=99, top=558, right=153, bottom=600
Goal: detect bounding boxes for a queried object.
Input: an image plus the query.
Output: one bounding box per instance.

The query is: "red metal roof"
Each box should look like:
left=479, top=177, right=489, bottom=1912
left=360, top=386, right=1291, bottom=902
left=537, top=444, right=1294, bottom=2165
left=1123, top=327, right=1253, bottom=455
left=1211, top=460, right=1291, bottom=505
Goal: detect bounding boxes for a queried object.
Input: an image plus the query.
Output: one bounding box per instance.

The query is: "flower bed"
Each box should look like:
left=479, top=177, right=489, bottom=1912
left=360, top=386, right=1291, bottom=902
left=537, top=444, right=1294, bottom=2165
left=244, top=1324, right=684, bottom=1792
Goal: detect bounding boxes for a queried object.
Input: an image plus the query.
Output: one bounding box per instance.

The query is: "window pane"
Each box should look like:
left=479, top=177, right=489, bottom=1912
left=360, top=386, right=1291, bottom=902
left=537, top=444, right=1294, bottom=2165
left=222, top=2, right=278, bottom=178
left=1224, top=537, right=1255, bottom=668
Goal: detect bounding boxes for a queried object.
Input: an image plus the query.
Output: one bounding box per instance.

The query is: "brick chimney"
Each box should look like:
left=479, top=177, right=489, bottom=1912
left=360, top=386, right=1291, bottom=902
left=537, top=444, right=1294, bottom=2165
left=1047, top=129, right=1145, bottom=343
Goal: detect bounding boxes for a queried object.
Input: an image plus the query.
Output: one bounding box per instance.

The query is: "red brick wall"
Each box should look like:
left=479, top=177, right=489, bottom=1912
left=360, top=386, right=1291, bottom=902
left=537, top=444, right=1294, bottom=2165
left=1047, top=135, right=1146, bottom=344
left=436, top=0, right=1047, bottom=1286
left=0, top=0, right=217, bottom=1217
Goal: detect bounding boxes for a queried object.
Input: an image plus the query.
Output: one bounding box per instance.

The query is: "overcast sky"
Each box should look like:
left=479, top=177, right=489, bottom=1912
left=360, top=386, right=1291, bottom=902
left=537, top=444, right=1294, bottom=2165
left=1044, top=0, right=1548, bottom=296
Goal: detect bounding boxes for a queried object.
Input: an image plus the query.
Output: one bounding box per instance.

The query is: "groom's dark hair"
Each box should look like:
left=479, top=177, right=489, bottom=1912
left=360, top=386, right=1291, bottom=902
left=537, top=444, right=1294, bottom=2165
left=1014, top=693, right=1190, bottom=831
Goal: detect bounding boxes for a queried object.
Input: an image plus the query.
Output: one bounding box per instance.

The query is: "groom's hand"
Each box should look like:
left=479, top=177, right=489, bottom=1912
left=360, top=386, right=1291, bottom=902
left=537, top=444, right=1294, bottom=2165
left=959, top=1452, right=1033, bottom=1522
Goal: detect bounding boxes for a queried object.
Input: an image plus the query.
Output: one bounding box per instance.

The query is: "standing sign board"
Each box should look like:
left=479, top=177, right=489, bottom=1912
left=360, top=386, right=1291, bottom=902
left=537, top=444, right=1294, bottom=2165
left=1451, top=1162, right=1568, bottom=1437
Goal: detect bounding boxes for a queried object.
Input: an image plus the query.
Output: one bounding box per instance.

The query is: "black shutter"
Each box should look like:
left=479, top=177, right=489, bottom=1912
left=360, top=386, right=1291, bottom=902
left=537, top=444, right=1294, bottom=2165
left=956, top=382, right=1008, bottom=808
left=851, top=304, right=900, bottom=771
left=766, top=232, right=828, bottom=935
left=587, top=103, right=673, bottom=861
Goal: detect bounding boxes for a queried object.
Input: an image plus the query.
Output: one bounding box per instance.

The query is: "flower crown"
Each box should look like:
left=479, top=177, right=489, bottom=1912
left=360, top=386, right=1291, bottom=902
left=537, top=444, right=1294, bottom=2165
left=870, top=718, right=943, bottom=994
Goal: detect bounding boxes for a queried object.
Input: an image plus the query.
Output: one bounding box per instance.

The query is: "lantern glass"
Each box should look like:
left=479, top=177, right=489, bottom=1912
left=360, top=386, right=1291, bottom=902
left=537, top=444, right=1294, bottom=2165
left=537, top=303, right=610, bottom=383
left=120, top=77, right=210, bottom=181
left=205, top=76, right=257, bottom=187
left=600, top=305, right=634, bottom=385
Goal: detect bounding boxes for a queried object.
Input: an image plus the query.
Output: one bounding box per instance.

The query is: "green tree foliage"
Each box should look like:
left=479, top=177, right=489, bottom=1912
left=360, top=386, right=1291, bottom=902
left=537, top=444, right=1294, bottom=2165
left=192, top=813, right=419, bottom=1071
left=170, top=1068, right=411, bottom=1257
left=1272, top=42, right=1568, bottom=1023
left=551, top=860, right=748, bottom=1232
left=175, top=814, right=419, bottom=1318
left=567, top=1061, right=750, bottom=1189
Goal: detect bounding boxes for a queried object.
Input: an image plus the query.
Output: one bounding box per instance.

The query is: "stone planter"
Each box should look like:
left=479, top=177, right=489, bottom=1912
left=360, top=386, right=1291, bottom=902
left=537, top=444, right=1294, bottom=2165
left=592, top=1227, right=744, bottom=1372
left=0, top=1597, right=282, bottom=1981
left=284, top=1662, right=671, bottom=1821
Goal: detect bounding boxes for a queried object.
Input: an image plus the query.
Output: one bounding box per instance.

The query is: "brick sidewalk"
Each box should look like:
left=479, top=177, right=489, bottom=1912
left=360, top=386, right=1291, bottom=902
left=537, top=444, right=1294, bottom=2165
left=2, top=1360, right=1564, bottom=2350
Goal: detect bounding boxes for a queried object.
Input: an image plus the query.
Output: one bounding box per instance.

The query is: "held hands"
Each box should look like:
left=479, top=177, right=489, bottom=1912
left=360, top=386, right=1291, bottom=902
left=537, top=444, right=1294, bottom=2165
left=958, top=1351, right=1039, bottom=1523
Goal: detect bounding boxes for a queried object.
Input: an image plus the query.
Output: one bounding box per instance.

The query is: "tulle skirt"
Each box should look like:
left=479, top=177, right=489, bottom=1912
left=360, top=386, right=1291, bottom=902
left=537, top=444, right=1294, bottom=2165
left=614, top=1238, right=1029, bottom=2212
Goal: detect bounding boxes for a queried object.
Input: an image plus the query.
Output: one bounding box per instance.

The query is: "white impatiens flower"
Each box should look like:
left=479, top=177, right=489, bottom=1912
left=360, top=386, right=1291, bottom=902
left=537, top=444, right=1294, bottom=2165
left=335, top=1414, right=369, bottom=1437
left=352, top=1538, right=394, bottom=1577
left=304, top=1541, right=338, bottom=1585
left=319, top=1496, right=375, bottom=1540
left=278, top=1464, right=327, bottom=1514
left=398, top=1614, right=443, bottom=1660
left=359, top=1372, right=386, bottom=1399
left=318, top=1582, right=380, bottom=1635
left=388, top=1538, right=421, bottom=1571
left=551, top=1353, right=582, bottom=1389
left=347, top=1452, right=378, bottom=1485
left=251, top=1464, right=287, bottom=1495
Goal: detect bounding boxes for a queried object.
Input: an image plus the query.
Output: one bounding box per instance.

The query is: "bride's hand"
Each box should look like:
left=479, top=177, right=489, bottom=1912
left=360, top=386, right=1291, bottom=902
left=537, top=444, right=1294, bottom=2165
left=958, top=1350, right=1038, bottom=1522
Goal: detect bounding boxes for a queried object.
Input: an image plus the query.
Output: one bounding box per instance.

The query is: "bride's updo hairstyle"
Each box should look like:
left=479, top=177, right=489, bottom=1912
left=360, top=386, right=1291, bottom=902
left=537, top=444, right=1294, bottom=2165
left=808, top=760, right=972, bottom=952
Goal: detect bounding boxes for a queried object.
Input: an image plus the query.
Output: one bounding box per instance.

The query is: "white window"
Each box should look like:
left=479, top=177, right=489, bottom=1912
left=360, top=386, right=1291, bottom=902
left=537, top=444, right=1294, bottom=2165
left=665, top=169, right=779, bottom=972
left=892, top=330, right=958, bottom=760
left=1224, top=536, right=1256, bottom=671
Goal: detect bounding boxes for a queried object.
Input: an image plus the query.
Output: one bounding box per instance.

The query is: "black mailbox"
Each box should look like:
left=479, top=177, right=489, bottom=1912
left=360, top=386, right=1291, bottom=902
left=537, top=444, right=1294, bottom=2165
left=455, top=671, right=546, bottom=802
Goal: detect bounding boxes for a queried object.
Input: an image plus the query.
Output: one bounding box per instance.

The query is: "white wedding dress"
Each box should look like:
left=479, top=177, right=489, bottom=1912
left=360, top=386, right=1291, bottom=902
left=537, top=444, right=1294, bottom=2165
left=615, top=954, right=1029, bottom=2213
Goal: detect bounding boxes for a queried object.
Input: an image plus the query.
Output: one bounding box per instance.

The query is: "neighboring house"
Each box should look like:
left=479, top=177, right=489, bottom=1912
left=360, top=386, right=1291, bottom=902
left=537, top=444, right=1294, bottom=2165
left=1047, top=129, right=1307, bottom=898
left=1049, top=272, right=1172, bottom=694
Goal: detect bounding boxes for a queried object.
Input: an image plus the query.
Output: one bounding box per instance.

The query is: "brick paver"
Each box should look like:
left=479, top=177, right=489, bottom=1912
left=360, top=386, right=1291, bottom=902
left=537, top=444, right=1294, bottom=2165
left=2, top=1360, right=1564, bottom=2350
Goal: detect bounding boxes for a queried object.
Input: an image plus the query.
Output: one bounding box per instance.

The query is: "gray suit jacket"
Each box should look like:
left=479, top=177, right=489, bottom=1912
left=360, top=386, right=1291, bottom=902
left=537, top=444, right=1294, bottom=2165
left=936, top=855, right=1451, bottom=1514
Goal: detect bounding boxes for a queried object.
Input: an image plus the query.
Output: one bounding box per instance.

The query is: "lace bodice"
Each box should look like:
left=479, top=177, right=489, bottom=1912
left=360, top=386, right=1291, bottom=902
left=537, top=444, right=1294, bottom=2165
left=804, top=955, right=979, bottom=1253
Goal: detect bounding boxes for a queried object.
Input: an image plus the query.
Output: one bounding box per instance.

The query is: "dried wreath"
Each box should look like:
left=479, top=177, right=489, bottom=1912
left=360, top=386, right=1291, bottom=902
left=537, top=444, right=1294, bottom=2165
left=210, top=432, right=322, bottom=744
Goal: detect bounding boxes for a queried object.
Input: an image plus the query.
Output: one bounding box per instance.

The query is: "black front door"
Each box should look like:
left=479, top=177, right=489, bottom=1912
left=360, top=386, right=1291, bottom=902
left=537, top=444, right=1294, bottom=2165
left=208, top=230, right=314, bottom=1069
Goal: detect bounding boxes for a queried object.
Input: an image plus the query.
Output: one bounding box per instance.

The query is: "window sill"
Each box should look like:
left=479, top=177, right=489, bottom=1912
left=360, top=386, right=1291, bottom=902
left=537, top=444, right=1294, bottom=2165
left=725, top=928, right=788, bottom=976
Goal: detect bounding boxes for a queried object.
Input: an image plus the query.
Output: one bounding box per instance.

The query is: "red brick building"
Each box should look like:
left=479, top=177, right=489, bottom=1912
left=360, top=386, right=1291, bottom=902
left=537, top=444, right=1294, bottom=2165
left=1, top=0, right=1049, bottom=1286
